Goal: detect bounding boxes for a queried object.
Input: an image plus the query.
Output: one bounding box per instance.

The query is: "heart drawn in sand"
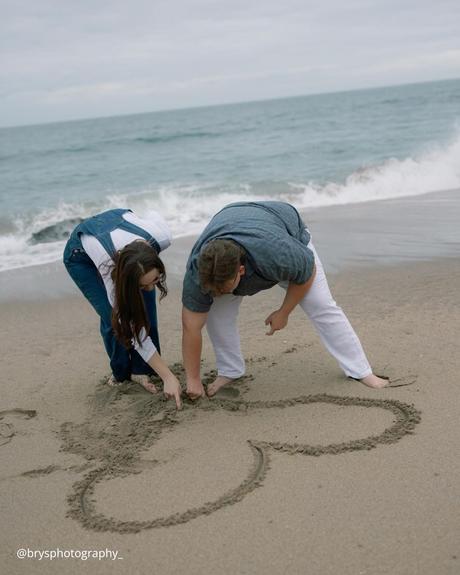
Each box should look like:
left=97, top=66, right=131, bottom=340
left=64, top=393, right=421, bottom=533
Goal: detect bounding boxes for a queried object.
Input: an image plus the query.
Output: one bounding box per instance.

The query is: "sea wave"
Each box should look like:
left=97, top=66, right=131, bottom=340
left=1, top=143, right=99, bottom=163
left=1, top=133, right=459, bottom=273
left=1, top=129, right=225, bottom=163
left=285, top=131, right=460, bottom=209
left=133, top=130, right=221, bottom=145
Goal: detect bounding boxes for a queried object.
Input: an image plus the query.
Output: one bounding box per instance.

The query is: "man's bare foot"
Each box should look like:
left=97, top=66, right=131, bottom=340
left=360, top=374, right=390, bottom=389
left=186, top=381, right=206, bottom=400
left=206, top=376, right=235, bottom=397
left=131, top=374, right=158, bottom=394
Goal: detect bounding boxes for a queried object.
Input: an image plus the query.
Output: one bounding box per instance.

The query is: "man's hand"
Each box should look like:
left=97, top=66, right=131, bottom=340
left=186, top=378, right=206, bottom=400
left=163, top=374, right=183, bottom=409
left=264, top=270, right=317, bottom=336
left=265, top=309, right=289, bottom=335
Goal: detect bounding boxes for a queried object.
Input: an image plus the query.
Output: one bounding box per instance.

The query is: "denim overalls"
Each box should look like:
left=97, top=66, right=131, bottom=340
left=63, top=209, right=162, bottom=381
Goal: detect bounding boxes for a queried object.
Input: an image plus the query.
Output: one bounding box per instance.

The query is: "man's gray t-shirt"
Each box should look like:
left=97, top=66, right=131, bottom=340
left=182, top=201, right=315, bottom=313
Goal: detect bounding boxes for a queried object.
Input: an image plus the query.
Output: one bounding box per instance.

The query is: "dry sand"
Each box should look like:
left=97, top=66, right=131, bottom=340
left=1, top=257, right=460, bottom=574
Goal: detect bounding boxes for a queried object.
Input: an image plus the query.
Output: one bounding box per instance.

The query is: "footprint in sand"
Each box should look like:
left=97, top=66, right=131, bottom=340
left=0, top=409, right=37, bottom=447
left=212, top=386, right=240, bottom=399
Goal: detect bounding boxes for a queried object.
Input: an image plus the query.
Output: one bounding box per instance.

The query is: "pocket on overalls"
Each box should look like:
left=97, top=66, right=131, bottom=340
left=64, top=245, right=86, bottom=266
left=70, top=247, right=88, bottom=262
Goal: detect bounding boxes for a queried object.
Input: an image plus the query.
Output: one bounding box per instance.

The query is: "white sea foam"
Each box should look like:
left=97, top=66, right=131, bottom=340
left=284, top=134, right=460, bottom=209
left=1, top=134, right=459, bottom=272
left=106, top=183, right=263, bottom=238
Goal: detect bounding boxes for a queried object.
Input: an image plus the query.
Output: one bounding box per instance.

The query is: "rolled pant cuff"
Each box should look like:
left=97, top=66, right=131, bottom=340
left=217, top=370, right=245, bottom=379
left=348, top=369, right=373, bottom=380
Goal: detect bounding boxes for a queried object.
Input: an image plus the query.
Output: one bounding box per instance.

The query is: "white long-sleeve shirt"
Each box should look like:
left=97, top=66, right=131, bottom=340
left=80, top=210, right=172, bottom=362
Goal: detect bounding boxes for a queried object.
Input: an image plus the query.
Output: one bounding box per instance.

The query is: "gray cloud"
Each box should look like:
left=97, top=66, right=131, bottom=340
left=1, top=0, right=460, bottom=126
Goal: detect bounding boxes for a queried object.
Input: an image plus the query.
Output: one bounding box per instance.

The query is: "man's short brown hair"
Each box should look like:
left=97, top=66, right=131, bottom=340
left=198, top=239, right=245, bottom=292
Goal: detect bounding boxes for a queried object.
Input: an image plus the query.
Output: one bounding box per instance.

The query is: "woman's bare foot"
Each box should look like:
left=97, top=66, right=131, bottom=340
left=131, top=374, right=158, bottom=394
left=360, top=374, right=390, bottom=389
left=107, top=375, right=122, bottom=387
left=206, top=376, right=235, bottom=397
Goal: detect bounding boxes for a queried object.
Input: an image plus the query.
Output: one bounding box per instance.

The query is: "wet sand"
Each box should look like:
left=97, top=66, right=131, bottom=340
left=1, top=254, right=460, bottom=574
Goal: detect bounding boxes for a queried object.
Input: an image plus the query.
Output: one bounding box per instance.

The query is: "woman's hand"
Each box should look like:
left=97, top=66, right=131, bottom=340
left=147, top=352, right=182, bottom=409
left=163, top=373, right=183, bottom=409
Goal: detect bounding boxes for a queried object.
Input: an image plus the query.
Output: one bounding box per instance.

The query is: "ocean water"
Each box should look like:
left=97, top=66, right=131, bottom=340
left=0, top=78, right=459, bottom=272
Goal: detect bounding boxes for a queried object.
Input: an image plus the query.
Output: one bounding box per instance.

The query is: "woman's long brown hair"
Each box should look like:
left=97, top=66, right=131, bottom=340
left=110, top=241, right=167, bottom=349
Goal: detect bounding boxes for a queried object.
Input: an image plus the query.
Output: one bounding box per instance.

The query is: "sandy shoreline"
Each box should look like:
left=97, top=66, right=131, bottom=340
left=1, top=253, right=460, bottom=574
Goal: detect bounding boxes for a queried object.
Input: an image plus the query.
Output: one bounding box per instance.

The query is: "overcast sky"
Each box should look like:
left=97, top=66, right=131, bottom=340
left=2, top=0, right=460, bottom=127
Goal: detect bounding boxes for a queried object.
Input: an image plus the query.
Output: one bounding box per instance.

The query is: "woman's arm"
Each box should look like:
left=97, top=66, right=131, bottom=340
left=146, top=350, right=182, bottom=409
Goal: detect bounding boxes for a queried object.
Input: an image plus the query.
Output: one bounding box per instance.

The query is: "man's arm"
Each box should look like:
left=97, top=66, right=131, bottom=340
left=265, top=264, right=317, bottom=335
left=182, top=306, right=208, bottom=398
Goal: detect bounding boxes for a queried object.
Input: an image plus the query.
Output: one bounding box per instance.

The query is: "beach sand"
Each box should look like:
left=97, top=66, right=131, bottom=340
left=1, top=249, right=459, bottom=574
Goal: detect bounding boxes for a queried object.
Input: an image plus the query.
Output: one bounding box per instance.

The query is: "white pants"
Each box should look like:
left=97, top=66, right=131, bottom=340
left=205, top=243, right=372, bottom=380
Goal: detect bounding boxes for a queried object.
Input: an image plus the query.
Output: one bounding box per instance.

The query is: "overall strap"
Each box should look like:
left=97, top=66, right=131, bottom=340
left=116, top=219, right=161, bottom=255
left=87, top=209, right=131, bottom=258
left=76, top=209, right=161, bottom=259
